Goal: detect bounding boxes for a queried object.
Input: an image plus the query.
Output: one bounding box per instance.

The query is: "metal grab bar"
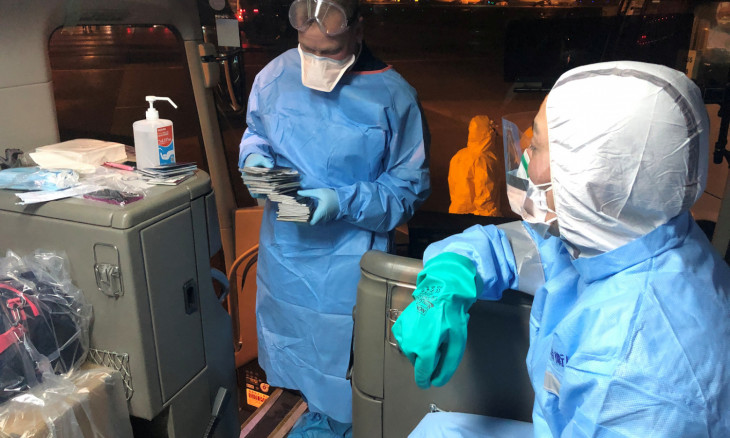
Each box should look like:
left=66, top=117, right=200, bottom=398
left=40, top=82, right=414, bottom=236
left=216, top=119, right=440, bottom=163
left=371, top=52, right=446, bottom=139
left=226, top=244, right=258, bottom=354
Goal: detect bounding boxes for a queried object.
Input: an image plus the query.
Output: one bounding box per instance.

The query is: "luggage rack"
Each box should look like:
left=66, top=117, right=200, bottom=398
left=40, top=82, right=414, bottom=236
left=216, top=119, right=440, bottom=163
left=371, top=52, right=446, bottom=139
left=88, top=347, right=133, bottom=400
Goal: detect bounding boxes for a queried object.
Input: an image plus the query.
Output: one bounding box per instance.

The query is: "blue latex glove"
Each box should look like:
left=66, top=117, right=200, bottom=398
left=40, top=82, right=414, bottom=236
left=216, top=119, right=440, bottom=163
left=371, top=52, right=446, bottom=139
left=242, top=153, right=274, bottom=199
left=392, top=252, right=481, bottom=389
left=243, top=153, right=274, bottom=169
left=297, top=188, right=339, bottom=225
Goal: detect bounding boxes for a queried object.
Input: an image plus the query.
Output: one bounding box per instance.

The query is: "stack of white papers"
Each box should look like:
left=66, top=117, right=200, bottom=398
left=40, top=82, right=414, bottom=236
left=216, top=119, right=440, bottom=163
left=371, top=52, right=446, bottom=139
left=241, top=167, right=313, bottom=222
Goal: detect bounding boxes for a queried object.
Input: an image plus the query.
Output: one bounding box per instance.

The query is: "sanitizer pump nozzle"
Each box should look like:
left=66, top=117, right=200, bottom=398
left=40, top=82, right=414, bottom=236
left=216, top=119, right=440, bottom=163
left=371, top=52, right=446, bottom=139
left=134, top=96, right=179, bottom=169
left=145, top=96, right=178, bottom=120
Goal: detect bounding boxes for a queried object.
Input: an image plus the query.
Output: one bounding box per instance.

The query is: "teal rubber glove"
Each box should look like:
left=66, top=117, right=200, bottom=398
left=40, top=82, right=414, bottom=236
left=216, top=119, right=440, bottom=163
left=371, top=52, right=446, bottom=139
left=297, top=188, right=339, bottom=225
left=392, top=252, right=482, bottom=389
left=242, top=153, right=274, bottom=199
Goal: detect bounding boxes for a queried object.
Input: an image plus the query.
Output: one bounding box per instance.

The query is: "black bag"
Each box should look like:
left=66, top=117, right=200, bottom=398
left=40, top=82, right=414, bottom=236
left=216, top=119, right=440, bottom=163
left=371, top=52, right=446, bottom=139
left=0, top=274, right=86, bottom=403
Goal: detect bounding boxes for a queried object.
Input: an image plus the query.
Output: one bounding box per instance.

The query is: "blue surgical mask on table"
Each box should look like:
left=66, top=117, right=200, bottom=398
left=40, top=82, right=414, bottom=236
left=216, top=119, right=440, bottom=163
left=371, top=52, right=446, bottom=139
left=506, top=151, right=558, bottom=238
left=298, top=45, right=355, bottom=92
left=0, top=167, right=78, bottom=191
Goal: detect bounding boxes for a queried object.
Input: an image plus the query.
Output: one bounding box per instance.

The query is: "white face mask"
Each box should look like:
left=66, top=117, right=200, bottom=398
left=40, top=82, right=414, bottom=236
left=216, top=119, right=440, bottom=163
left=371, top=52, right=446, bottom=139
left=523, top=179, right=558, bottom=238
left=298, top=44, right=356, bottom=92
left=507, top=151, right=559, bottom=238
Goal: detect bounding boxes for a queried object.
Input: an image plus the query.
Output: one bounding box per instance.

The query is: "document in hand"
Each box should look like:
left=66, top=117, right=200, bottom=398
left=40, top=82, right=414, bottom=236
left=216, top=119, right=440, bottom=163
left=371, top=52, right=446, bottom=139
left=241, top=167, right=313, bottom=222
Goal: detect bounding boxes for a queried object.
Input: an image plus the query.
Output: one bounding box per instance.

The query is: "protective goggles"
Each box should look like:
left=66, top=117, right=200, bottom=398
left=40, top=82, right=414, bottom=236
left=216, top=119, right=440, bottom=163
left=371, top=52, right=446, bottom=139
left=288, top=0, right=357, bottom=36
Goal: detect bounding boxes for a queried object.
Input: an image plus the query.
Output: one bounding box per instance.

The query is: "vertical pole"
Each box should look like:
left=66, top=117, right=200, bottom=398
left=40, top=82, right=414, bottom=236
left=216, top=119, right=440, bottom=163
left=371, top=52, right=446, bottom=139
left=184, top=40, right=237, bottom=271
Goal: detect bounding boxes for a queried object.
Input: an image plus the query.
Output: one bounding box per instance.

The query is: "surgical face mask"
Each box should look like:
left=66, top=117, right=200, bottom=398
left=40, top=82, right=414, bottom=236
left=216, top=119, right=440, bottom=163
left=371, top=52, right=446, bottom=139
left=523, top=180, right=558, bottom=238
left=298, top=44, right=356, bottom=92
left=506, top=151, right=559, bottom=238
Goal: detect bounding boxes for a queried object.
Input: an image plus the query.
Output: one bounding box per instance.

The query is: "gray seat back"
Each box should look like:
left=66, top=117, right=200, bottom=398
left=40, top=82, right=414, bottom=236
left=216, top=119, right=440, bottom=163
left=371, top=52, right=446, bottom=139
left=352, top=250, right=535, bottom=438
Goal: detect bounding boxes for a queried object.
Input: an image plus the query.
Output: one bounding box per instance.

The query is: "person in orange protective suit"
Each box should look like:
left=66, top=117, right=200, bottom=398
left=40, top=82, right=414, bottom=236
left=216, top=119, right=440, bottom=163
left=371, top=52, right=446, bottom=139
left=448, top=115, right=507, bottom=216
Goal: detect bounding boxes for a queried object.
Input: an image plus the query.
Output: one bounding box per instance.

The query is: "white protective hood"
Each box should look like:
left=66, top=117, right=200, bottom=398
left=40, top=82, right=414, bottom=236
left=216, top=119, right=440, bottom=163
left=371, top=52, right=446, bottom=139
left=547, top=61, right=709, bottom=257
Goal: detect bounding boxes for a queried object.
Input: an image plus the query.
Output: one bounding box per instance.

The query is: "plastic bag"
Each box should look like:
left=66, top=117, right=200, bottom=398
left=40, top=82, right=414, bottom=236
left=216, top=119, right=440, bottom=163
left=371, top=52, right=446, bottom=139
left=0, top=250, right=92, bottom=402
left=0, top=365, right=133, bottom=438
left=76, top=167, right=150, bottom=206
left=83, top=189, right=144, bottom=206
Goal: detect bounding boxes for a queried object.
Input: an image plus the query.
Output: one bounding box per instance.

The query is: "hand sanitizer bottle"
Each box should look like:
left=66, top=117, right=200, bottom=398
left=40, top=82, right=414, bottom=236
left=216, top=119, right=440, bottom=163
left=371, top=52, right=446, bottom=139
left=133, top=96, right=178, bottom=169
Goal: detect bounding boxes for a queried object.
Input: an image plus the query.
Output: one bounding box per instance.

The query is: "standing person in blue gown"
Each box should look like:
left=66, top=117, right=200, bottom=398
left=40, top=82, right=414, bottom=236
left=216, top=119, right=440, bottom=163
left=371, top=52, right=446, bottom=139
left=238, top=0, right=430, bottom=435
left=394, top=61, right=730, bottom=437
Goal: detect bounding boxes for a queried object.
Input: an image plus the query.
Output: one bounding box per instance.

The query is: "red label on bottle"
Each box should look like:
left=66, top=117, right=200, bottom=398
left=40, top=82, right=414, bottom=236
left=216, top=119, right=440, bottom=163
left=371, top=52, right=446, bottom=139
left=157, top=126, right=173, bottom=147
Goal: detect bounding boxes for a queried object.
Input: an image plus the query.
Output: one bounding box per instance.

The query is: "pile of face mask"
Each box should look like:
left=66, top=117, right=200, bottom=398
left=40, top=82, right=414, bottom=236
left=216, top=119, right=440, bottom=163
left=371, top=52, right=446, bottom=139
left=0, top=167, right=79, bottom=192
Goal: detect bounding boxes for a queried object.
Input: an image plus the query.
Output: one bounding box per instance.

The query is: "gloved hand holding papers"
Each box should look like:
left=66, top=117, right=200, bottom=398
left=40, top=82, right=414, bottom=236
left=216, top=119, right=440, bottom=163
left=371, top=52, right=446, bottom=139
left=240, top=167, right=313, bottom=222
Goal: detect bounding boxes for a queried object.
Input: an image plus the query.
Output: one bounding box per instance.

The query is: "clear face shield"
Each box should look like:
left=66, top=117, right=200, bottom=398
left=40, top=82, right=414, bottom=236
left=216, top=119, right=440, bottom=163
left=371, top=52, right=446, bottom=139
left=503, top=113, right=558, bottom=238
left=289, top=0, right=355, bottom=36
left=503, top=112, right=533, bottom=214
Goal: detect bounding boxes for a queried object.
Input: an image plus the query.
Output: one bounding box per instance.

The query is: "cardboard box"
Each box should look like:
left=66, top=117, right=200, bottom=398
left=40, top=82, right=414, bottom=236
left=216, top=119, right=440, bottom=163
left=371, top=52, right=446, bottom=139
left=0, top=364, right=133, bottom=437
left=241, top=359, right=274, bottom=412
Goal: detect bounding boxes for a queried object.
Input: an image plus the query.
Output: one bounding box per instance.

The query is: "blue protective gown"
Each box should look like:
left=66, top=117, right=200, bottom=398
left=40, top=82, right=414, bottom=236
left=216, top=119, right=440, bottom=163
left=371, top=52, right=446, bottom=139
left=412, top=212, right=730, bottom=437
left=239, top=47, right=430, bottom=423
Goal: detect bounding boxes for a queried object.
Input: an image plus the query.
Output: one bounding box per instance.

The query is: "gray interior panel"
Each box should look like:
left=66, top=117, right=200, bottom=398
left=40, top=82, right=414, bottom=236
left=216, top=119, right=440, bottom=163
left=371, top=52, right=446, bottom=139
left=141, top=210, right=205, bottom=403
left=352, top=250, right=535, bottom=438
left=0, top=172, right=237, bottom=437
left=352, top=384, right=383, bottom=438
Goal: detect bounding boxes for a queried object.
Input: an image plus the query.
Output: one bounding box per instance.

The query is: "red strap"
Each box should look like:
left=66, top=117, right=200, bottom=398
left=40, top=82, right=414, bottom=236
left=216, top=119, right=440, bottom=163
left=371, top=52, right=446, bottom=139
left=0, top=282, right=37, bottom=354
left=0, top=325, right=24, bottom=355
left=0, top=283, right=40, bottom=316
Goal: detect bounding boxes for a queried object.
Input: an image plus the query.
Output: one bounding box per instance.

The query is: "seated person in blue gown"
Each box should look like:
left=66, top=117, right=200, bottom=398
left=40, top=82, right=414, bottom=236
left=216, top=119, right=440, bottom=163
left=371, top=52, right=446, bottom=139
left=394, top=61, right=730, bottom=437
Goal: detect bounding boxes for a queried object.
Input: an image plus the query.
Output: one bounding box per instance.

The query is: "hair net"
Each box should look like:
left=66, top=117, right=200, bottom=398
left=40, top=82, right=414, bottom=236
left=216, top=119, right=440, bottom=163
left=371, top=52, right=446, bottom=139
left=547, top=61, right=709, bottom=257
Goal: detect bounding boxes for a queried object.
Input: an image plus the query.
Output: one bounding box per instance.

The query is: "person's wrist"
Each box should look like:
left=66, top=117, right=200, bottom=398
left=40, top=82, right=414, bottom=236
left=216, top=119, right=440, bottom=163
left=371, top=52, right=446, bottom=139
left=424, top=252, right=474, bottom=270
left=327, top=188, right=341, bottom=220
left=417, top=252, right=481, bottom=305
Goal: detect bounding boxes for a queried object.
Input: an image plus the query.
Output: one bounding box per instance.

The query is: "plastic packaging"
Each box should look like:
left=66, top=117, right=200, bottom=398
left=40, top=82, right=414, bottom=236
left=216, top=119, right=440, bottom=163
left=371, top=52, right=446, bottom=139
left=83, top=189, right=144, bottom=206
left=133, top=95, right=178, bottom=170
